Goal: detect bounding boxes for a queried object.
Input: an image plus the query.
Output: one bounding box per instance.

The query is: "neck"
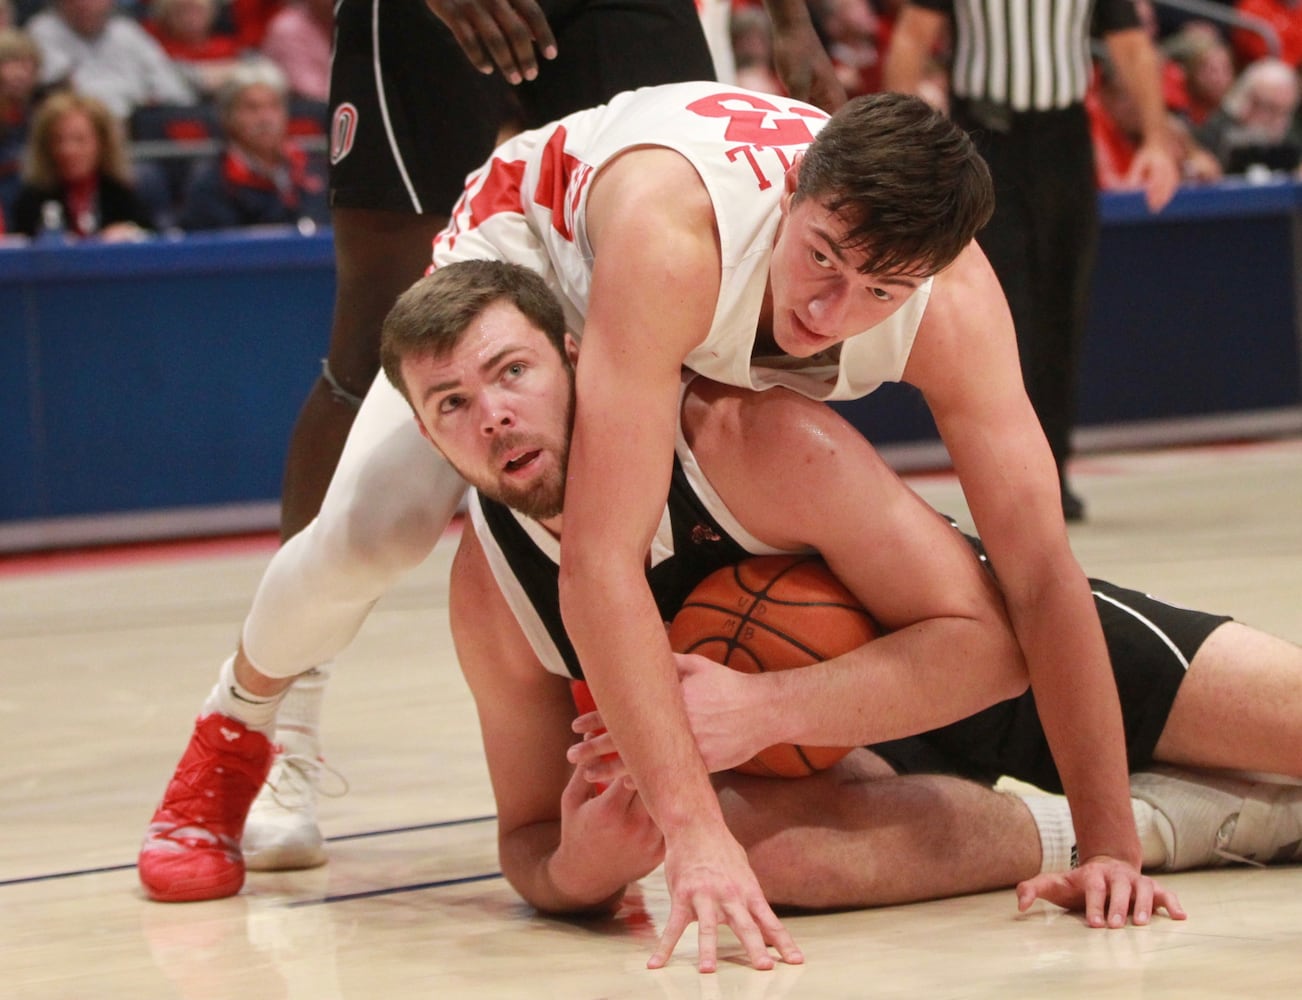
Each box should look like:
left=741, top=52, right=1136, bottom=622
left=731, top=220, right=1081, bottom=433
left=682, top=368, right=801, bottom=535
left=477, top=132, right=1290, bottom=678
left=538, top=512, right=563, bottom=538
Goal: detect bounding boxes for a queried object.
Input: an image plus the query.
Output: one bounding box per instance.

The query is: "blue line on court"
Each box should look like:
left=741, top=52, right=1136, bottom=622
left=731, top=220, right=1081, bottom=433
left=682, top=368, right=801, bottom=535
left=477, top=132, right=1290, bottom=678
left=0, top=814, right=498, bottom=887
left=286, top=870, right=504, bottom=906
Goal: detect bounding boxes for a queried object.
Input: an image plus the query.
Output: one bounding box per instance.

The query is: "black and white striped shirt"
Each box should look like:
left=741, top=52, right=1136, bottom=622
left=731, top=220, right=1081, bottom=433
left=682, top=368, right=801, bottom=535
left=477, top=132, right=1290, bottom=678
left=913, top=0, right=1141, bottom=111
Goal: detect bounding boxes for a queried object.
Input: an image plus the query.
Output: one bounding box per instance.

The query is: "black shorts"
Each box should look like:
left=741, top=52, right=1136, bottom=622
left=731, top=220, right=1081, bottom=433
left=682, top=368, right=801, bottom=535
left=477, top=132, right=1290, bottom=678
left=872, top=580, right=1233, bottom=792
left=328, top=0, right=715, bottom=215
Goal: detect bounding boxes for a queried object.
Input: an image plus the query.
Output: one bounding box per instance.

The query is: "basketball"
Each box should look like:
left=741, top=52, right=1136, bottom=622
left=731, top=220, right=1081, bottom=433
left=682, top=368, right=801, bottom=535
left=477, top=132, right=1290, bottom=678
left=667, top=554, right=879, bottom=778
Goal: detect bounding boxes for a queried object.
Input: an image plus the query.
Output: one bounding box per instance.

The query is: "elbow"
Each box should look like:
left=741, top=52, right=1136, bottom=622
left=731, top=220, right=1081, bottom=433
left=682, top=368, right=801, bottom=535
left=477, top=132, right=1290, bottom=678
left=989, top=629, right=1031, bottom=702
left=505, top=865, right=626, bottom=918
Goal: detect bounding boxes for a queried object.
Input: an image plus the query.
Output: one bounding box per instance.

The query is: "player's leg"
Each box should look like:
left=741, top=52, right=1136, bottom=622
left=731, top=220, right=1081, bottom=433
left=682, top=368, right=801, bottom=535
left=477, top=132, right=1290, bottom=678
left=139, top=0, right=503, bottom=900
left=242, top=0, right=713, bottom=874
left=278, top=208, right=451, bottom=538
left=1128, top=619, right=1302, bottom=870
left=1000, top=580, right=1302, bottom=872
left=717, top=753, right=1042, bottom=908
left=139, top=324, right=472, bottom=899
left=238, top=360, right=468, bottom=868
left=1151, top=621, right=1302, bottom=776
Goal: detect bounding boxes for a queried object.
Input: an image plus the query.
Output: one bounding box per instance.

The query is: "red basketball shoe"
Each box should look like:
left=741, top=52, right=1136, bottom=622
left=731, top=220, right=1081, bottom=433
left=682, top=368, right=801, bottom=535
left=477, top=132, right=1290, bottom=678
left=138, top=714, right=273, bottom=902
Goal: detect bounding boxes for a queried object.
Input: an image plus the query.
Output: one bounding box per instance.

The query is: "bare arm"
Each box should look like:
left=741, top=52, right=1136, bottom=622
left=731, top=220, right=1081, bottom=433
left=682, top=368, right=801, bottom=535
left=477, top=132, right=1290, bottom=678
left=903, top=244, right=1145, bottom=911
left=760, top=0, right=847, bottom=111
left=1104, top=27, right=1179, bottom=213
left=558, top=152, right=799, bottom=973
left=882, top=4, right=948, bottom=97
left=449, top=525, right=663, bottom=913
left=670, top=381, right=1027, bottom=768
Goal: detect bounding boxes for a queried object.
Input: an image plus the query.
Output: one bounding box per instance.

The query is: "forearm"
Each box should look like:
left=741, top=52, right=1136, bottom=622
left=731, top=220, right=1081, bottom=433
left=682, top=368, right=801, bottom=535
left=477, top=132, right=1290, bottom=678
left=1007, top=578, right=1139, bottom=866
left=761, top=618, right=1027, bottom=749
left=561, top=564, right=726, bottom=839
left=1106, top=30, right=1170, bottom=149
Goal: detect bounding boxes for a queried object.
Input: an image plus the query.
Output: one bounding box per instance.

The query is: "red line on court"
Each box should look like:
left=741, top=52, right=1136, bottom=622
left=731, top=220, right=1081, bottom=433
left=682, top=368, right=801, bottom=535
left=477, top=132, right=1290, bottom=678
left=0, top=533, right=281, bottom=577
left=0, top=515, right=469, bottom=579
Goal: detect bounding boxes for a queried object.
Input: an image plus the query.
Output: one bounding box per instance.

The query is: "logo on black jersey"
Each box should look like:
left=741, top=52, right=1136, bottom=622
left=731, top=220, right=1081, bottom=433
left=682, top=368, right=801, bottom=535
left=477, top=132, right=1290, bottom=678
left=331, top=103, right=359, bottom=165
left=691, top=523, right=722, bottom=545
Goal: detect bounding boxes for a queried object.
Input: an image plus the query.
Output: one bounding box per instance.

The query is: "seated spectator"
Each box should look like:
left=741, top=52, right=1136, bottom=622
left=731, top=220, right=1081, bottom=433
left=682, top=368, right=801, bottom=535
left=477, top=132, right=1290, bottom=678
left=10, top=90, right=155, bottom=240
left=145, top=0, right=244, bottom=99
left=0, top=27, right=40, bottom=218
left=1232, top=0, right=1302, bottom=69
left=259, top=0, right=329, bottom=103
left=1087, top=58, right=1222, bottom=190
left=26, top=0, right=197, bottom=118
left=178, top=58, right=326, bottom=230
left=1163, top=23, right=1236, bottom=127
left=1196, top=57, right=1301, bottom=175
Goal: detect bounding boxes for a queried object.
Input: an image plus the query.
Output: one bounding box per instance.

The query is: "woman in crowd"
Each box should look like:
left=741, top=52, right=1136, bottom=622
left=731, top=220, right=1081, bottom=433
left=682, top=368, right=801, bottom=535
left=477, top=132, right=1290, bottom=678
left=10, top=90, right=155, bottom=240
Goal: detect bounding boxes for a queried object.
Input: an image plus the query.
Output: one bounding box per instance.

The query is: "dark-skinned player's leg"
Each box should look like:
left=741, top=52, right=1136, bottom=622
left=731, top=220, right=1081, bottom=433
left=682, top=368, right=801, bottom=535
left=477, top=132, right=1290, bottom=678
left=278, top=208, right=449, bottom=539
left=236, top=0, right=508, bottom=871
left=242, top=0, right=713, bottom=874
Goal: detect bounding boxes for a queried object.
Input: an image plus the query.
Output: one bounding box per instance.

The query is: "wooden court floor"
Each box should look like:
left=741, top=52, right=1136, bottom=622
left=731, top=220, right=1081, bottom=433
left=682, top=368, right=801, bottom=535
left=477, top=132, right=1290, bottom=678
left=3, top=438, right=1302, bottom=998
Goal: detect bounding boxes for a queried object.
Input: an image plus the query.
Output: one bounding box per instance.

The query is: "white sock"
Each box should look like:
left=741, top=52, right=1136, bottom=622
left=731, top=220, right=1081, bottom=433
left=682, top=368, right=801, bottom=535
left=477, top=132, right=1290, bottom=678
left=201, top=655, right=283, bottom=737
left=1018, top=794, right=1077, bottom=873
left=1017, top=792, right=1172, bottom=872
left=273, top=663, right=331, bottom=756
left=1130, top=796, right=1173, bottom=870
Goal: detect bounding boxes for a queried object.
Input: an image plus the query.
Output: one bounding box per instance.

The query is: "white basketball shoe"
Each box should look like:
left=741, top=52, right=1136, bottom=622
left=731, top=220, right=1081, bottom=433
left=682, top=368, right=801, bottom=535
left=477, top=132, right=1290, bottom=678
left=1130, top=765, right=1302, bottom=871
left=242, top=734, right=346, bottom=871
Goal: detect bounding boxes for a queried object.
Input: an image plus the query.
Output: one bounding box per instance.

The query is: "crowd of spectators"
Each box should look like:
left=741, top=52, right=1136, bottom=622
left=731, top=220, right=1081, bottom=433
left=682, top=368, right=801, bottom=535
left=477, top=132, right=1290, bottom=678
left=733, top=0, right=1302, bottom=193
left=0, top=0, right=328, bottom=237
left=3, top=0, right=1302, bottom=239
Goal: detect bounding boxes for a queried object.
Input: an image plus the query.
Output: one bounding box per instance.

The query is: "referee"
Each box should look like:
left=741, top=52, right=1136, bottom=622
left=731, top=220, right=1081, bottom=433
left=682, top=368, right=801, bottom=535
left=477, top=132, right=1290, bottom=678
left=885, top=1, right=1178, bottom=521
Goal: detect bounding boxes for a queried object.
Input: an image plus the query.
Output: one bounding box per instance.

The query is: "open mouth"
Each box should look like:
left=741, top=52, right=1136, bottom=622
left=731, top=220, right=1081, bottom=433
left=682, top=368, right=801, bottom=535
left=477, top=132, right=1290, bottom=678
left=502, top=449, right=542, bottom=474
left=790, top=313, right=829, bottom=346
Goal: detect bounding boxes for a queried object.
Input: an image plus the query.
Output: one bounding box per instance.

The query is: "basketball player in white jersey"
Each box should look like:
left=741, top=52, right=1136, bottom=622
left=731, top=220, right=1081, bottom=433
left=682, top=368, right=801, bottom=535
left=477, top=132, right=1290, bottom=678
left=142, top=84, right=1151, bottom=971
left=381, top=260, right=1302, bottom=937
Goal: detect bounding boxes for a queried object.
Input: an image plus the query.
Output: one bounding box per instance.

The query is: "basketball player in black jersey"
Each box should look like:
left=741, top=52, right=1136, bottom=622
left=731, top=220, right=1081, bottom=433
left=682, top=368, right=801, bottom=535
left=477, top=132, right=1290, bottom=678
left=375, top=260, right=1302, bottom=949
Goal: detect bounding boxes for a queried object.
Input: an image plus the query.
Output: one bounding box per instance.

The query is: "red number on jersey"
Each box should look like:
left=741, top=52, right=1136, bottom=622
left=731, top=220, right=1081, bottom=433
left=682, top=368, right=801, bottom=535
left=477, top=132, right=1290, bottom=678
left=686, top=92, right=826, bottom=146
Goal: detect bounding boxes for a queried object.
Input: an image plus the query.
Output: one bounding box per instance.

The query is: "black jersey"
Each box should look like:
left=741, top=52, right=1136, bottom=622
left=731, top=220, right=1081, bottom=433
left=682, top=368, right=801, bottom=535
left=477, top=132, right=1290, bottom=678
left=473, top=452, right=761, bottom=680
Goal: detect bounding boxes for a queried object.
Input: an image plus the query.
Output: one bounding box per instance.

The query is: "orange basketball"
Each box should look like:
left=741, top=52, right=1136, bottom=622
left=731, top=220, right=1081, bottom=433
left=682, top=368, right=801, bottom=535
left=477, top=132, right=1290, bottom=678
left=667, top=554, right=879, bottom=778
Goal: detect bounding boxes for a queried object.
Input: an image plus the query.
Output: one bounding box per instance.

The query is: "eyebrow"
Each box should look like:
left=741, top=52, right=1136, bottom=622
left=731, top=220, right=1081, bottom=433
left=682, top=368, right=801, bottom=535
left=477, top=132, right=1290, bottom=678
left=811, top=226, right=920, bottom=289
left=419, top=346, right=521, bottom=406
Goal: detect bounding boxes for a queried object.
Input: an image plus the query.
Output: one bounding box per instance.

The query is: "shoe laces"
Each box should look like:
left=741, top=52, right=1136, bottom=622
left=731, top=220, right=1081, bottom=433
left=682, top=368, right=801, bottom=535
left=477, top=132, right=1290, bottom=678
left=1212, top=813, right=1268, bottom=869
left=155, top=739, right=269, bottom=838
left=263, top=752, right=349, bottom=811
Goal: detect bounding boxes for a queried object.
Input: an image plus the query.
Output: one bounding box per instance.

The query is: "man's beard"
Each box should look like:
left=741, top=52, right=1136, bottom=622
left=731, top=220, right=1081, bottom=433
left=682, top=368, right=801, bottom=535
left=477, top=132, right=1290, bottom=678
left=470, top=387, right=574, bottom=521
left=492, top=445, right=568, bottom=520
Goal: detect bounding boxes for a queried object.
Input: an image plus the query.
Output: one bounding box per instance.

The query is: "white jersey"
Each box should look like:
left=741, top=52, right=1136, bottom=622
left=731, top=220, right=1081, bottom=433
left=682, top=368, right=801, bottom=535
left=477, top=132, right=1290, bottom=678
left=433, top=82, right=932, bottom=402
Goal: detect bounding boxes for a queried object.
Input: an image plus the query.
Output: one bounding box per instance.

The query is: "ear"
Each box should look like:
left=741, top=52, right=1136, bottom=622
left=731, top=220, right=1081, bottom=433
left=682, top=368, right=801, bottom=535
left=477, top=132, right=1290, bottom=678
left=563, top=332, right=580, bottom=367
left=783, top=152, right=803, bottom=194
left=780, top=152, right=802, bottom=216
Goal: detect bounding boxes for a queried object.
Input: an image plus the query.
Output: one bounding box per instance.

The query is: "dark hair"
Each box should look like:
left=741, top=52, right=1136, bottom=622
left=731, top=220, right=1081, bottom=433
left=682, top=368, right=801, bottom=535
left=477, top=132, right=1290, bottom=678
left=796, top=91, right=994, bottom=277
left=381, top=259, right=568, bottom=401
